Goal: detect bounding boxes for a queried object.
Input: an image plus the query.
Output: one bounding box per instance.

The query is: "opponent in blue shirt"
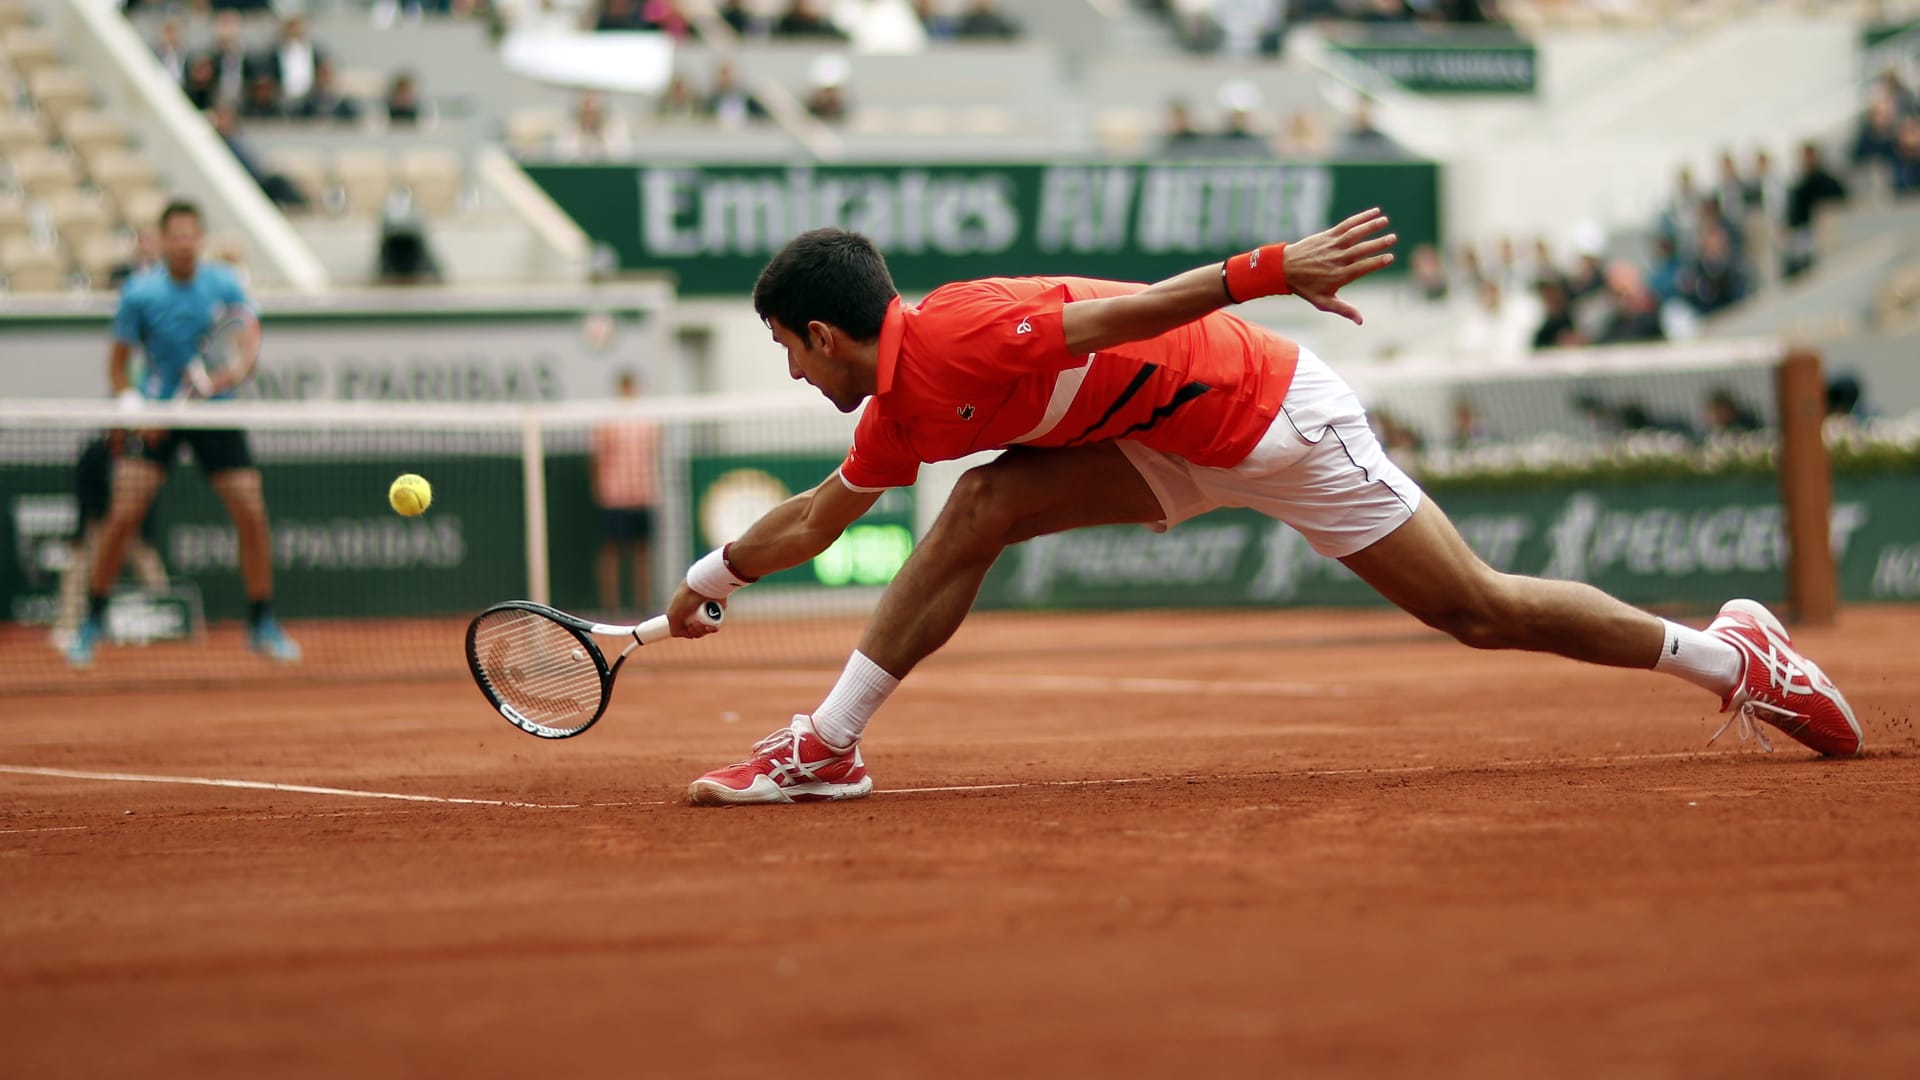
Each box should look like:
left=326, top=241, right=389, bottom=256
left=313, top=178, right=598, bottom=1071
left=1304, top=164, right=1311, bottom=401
left=67, top=198, right=302, bottom=667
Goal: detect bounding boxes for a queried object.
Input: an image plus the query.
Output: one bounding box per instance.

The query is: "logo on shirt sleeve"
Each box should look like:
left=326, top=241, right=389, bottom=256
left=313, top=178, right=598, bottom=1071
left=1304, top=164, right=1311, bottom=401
left=1015, top=317, right=1032, bottom=335
left=956, top=404, right=976, bottom=420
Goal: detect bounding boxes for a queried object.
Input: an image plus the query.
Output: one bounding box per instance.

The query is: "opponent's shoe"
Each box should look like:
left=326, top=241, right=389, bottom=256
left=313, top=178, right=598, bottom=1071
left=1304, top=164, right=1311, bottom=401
left=1705, top=599, right=1862, bottom=756
left=64, top=618, right=102, bottom=668
left=686, top=716, right=873, bottom=806
left=249, top=616, right=304, bottom=663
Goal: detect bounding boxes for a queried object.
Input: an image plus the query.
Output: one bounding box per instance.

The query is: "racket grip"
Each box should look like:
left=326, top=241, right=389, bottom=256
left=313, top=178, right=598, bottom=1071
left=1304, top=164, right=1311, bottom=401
left=632, top=601, right=723, bottom=645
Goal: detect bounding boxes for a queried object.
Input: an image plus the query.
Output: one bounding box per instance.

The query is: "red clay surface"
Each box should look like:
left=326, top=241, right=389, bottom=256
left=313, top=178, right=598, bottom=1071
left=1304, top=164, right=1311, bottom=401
left=4, top=606, right=1919, bottom=1078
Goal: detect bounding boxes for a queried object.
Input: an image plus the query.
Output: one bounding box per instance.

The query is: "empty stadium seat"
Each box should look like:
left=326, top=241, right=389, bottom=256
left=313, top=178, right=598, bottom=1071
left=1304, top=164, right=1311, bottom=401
left=59, top=110, right=129, bottom=163
left=505, top=109, right=564, bottom=157
left=10, top=147, right=80, bottom=199
left=334, top=149, right=391, bottom=216
left=87, top=150, right=159, bottom=206
left=0, top=110, right=47, bottom=158
left=116, top=187, right=166, bottom=232
left=45, top=190, right=114, bottom=252
left=0, top=192, right=29, bottom=246
left=269, top=149, right=331, bottom=212
left=74, top=231, right=133, bottom=286
left=27, top=67, right=93, bottom=124
left=399, top=148, right=461, bottom=217
left=1, top=236, right=69, bottom=293
left=0, top=27, right=58, bottom=77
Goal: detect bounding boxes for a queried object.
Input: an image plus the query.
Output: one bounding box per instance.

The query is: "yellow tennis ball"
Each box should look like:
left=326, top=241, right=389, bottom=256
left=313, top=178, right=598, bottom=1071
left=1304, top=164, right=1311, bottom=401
left=389, top=473, right=432, bottom=517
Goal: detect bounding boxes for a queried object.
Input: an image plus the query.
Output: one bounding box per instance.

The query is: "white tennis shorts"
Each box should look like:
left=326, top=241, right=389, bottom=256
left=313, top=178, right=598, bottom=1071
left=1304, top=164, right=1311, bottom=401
left=1116, top=347, right=1424, bottom=559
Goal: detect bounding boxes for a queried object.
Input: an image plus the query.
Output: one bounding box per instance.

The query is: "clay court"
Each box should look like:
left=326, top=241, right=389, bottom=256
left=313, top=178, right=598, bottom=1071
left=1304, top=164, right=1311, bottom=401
left=5, top=605, right=1919, bottom=1078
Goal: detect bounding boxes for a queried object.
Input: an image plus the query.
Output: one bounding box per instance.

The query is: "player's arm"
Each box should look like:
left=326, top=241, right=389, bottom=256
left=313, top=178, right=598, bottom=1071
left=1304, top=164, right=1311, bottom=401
left=667, top=474, right=881, bottom=636
left=1060, top=207, right=1398, bottom=355
left=209, top=308, right=263, bottom=394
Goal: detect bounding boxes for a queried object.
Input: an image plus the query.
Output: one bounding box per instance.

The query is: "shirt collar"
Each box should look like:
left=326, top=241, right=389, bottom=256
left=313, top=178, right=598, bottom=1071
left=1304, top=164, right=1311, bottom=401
left=874, top=296, right=904, bottom=396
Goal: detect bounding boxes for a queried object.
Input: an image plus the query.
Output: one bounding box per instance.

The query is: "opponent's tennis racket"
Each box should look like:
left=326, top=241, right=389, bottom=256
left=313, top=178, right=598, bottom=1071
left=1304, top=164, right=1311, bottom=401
left=465, top=600, right=723, bottom=739
left=184, top=312, right=250, bottom=400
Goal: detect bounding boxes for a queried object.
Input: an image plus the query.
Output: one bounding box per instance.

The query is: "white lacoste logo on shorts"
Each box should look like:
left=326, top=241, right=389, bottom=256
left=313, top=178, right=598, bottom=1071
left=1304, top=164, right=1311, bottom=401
left=1249, top=248, right=1260, bottom=267
left=1015, top=317, right=1032, bottom=334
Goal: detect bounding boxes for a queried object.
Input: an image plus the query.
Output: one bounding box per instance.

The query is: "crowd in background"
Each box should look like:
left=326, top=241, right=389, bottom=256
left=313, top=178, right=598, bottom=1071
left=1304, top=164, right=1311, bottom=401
left=1140, top=0, right=1501, bottom=58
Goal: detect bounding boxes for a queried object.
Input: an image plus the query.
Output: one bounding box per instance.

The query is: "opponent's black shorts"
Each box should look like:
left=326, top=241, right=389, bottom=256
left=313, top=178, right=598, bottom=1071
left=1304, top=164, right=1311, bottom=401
left=132, top=428, right=255, bottom=474
left=600, top=507, right=656, bottom=543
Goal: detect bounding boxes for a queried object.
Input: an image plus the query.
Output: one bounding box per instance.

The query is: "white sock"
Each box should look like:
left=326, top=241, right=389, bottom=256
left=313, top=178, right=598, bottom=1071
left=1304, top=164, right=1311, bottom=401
left=806, top=650, right=900, bottom=750
left=1653, top=619, right=1744, bottom=697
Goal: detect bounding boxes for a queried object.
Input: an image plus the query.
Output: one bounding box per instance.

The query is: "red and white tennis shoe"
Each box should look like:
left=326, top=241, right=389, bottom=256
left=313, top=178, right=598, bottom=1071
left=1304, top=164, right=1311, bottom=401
left=1705, top=599, right=1862, bottom=756
left=686, top=716, right=873, bottom=806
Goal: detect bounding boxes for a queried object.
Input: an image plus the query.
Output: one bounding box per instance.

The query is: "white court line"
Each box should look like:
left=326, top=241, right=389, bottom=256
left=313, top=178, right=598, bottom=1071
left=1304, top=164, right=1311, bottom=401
left=0, top=825, right=89, bottom=835
left=0, top=765, right=581, bottom=809
left=0, top=748, right=1755, bottom=815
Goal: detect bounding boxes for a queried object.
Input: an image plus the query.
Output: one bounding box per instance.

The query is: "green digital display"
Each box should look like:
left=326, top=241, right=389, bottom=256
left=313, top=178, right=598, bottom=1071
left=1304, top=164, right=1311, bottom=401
left=814, top=524, right=915, bottom=586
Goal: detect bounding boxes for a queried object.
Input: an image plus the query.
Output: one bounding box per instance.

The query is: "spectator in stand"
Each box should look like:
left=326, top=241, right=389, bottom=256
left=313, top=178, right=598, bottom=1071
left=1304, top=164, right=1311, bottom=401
left=1850, top=89, right=1901, bottom=176
left=804, top=58, right=851, bottom=124
left=1715, top=150, right=1759, bottom=220
left=153, top=17, right=189, bottom=86
left=1455, top=245, right=1486, bottom=293
left=386, top=72, right=423, bottom=127
left=555, top=91, right=634, bottom=159
left=1876, top=67, right=1917, bottom=117
left=1678, top=225, right=1749, bottom=315
left=1214, top=82, right=1272, bottom=158
left=597, top=0, right=644, bottom=30
left=1657, top=165, right=1701, bottom=257
left=182, top=55, right=219, bottom=111
left=209, top=102, right=309, bottom=210
left=773, top=0, right=847, bottom=39
left=913, top=0, right=954, bottom=40
left=834, top=0, right=928, bottom=54
left=1595, top=261, right=1664, bottom=344
left=1452, top=278, right=1537, bottom=364
left=1826, top=373, right=1867, bottom=421
left=952, top=0, right=1019, bottom=39
left=294, top=57, right=360, bottom=124
left=1750, top=147, right=1787, bottom=227
left=202, top=11, right=256, bottom=109
left=656, top=75, right=705, bottom=122
left=1277, top=108, right=1332, bottom=157
left=717, top=0, right=764, bottom=37
left=264, top=15, right=324, bottom=108
left=1890, top=117, right=1920, bottom=196
left=1531, top=278, right=1579, bottom=349
left=706, top=62, right=766, bottom=128
left=1528, top=237, right=1563, bottom=291
left=1449, top=399, right=1487, bottom=450
left=1160, top=98, right=1203, bottom=152
left=1408, top=243, right=1449, bottom=303
left=240, top=73, right=285, bottom=120
left=1784, top=141, right=1848, bottom=279
left=1702, top=388, right=1763, bottom=437
left=1644, top=233, right=1682, bottom=303
left=1339, top=99, right=1404, bottom=160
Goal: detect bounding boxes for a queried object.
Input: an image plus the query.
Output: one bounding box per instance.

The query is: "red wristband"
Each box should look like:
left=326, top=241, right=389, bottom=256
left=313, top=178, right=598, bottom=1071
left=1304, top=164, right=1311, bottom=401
left=1222, top=242, right=1288, bottom=303
left=720, top=542, right=759, bottom=584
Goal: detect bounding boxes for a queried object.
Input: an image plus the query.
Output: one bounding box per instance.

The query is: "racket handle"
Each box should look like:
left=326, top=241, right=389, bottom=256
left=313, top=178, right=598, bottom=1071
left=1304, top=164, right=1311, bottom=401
left=632, top=600, right=723, bottom=645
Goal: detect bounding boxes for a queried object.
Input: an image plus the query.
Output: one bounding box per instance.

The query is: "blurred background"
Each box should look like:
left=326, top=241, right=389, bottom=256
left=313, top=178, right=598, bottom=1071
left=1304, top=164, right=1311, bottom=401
left=5, top=0, right=1920, bottom=687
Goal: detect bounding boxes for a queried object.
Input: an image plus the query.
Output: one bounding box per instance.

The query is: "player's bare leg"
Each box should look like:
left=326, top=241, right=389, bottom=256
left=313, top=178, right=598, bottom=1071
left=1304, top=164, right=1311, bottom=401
left=687, top=443, right=1162, bottom=805
left=857, top=442, right=1163, bottom=679
left=211, top=467, right=301, bottom=661
left=1341, top=498, right=1860, bottom=754
left=66, top=458, right=164, bottom=665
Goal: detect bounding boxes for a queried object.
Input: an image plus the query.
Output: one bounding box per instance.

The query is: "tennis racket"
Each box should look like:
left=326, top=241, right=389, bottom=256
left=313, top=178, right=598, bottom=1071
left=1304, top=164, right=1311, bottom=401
left=184, top=312, right=250, bottom=400
left=465, top=600, right=723, bottom=739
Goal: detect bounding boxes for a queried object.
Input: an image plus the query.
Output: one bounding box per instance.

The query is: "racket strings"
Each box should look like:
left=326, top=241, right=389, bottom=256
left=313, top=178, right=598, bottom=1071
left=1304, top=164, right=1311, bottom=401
left=470, top=610, right=602, bottom=724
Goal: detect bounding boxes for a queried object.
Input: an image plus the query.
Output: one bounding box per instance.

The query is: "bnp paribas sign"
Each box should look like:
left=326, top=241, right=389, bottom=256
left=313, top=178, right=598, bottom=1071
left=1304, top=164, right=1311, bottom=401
left=523, top=162, right=1440, bottom=296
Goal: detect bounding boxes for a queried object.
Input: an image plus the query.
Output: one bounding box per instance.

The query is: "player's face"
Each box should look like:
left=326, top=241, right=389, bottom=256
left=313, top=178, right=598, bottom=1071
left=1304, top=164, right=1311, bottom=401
left=159, top=213, right=203, bottom=277
left=769, top=317, right=865, bottom=413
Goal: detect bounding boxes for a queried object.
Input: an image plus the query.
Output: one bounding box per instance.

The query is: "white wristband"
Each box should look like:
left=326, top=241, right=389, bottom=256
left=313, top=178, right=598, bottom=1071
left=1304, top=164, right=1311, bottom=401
left=116, top=388, right=144, bottom=412
left=686, top=547, right=753, bottom=600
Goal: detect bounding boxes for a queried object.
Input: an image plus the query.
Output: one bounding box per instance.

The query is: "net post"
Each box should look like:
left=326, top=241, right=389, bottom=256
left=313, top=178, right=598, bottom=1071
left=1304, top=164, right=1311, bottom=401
left=1777, top=346, right=1837, bottom=627
left=521, top=411, right=551, bottom=606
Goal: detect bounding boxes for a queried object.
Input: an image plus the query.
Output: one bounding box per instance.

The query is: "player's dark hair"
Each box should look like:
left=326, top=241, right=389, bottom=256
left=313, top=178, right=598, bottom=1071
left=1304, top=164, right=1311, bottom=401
left=753, top=228, right=897, bottom=344
left=158, top=198, right=202, bottom=229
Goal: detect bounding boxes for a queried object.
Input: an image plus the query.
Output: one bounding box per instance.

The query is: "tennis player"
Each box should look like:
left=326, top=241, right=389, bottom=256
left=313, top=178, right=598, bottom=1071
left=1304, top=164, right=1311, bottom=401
left=65, top=199, right=301, bottom=667
left=668, top=212, right=1860, bottom=805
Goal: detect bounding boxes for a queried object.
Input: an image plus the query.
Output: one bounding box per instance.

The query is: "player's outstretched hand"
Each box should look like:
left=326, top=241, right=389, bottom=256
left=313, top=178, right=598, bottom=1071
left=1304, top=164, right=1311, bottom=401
left=668, top=582, right=726, bottom=639
left=1285, top=208, right=1397, bottom=326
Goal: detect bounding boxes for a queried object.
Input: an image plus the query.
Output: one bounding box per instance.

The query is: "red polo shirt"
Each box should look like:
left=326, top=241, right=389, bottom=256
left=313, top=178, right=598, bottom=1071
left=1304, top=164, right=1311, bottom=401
left=839, top=276, right=1301, bottom=491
